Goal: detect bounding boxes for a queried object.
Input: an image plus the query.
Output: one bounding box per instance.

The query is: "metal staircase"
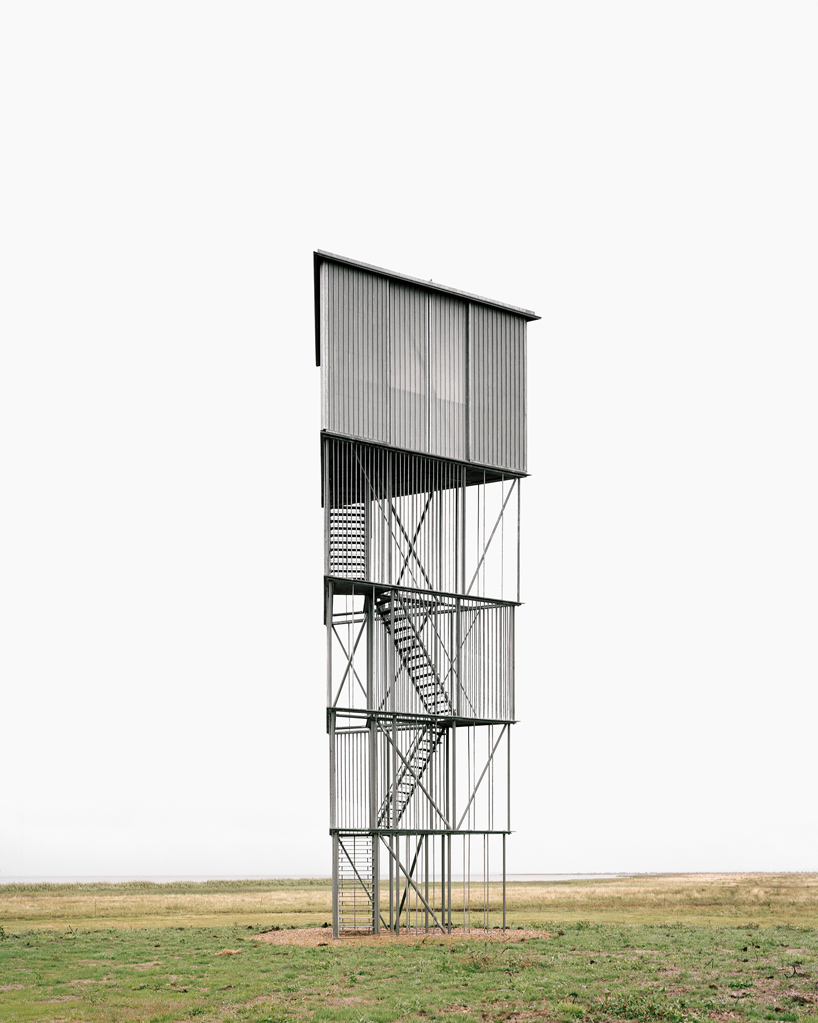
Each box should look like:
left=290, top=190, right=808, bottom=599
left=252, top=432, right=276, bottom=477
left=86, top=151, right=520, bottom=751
left=376, top=723, right=445, bottom=828
left=374, top=591, right=451, bottom=827
left=375, top=592, right=453, bottom=715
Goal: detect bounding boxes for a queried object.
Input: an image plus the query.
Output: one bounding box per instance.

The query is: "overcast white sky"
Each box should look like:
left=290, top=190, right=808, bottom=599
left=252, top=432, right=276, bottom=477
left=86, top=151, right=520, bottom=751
left=2, top=1, right=816, bottom=880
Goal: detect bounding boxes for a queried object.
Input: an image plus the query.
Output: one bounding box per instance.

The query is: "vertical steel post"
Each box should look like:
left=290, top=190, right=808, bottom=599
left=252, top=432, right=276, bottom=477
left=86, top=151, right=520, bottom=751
left=451, top=723, right=456, bottom=838
left=405, top=833, right=410, bottom=933
left=424, top=834, right=429, bottom=932
left=387, top=449, right=393, bottom=584
left=388, top=836, right=394, bottom=932
left=373, top=834, right=380, bottom=935
left=511, top=608, right=516, bottom=723
left=329, top=712, right=336, bottom=831
left=324, top=440, right=330, bottom=577
left=440, top=833, right=446, bottom=932
left=455, top=597, right=461, bottom=717
left=332, top=832, right=339, bottom=938
left=326, top=580, right=333, bottom=708
left=364, top=477, right=371, bottom=580
left=516, top=478, right=521, bottom=605
left=507, top=725, right=512, bottom=833
left=459, top=465, right=466, bottom=595
left=367, top=588, right=378, bottom=932
left=502, top=833, right=507, bottom=932
left=447, top=834, right=452, bottom=933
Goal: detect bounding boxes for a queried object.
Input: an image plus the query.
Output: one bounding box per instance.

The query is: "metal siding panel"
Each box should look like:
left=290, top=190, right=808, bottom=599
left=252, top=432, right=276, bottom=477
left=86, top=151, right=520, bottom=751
left=468, top=303, right=485, bottom=466
left=322, top=256, right=525, bottom=470
left=389, top=283, right=428, bottom=452
left=324, top=263, right=388, bottom=443
left=507, top=313, right=525, bottom=472
left=521, top=321, right=527, bottom=470
left=320, top=262, right=329, bottom=430
left=429, top=294, right=466, bottom=460
left=469, top=306, right=526, bottom=472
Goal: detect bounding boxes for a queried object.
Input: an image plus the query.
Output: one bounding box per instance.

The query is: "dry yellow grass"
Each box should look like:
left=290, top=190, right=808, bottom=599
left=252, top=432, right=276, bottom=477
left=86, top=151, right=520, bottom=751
left=2, top=873, right=817, bottom=931
left=503, top=872, right=818, bottom=927
left=0, top=888, right=333, bottom=930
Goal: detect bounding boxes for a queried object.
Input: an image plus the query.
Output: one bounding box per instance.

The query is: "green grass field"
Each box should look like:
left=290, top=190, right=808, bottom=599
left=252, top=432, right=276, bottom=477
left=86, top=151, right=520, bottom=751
left=1, top=874, right=817, bottom=1022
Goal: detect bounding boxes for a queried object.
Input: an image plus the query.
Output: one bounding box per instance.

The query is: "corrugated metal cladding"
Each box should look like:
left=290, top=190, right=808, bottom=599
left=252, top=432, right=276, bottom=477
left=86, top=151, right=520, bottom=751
left=390, top=283, right=427, bottom=452
left=320, top=258, right=527, bottom=472
left=429, top=294, right=466, bottom=460
left=321, top=262, right=388, bottom=444
left=469, top=305, right=526, bottom=472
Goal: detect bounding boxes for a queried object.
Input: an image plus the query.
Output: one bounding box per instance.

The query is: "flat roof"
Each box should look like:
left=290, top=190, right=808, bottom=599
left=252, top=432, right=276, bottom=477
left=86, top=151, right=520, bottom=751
left=314, top=250, right=540, bottom=366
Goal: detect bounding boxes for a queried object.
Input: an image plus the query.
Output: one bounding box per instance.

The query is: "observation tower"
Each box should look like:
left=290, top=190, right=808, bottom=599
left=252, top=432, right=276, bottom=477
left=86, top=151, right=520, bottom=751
left=315, top=251, right=538, bottom=936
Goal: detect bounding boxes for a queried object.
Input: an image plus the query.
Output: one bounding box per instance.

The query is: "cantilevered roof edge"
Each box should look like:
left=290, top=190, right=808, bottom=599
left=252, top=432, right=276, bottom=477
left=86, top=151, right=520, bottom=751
left=313, top=249, right=540, bottom=366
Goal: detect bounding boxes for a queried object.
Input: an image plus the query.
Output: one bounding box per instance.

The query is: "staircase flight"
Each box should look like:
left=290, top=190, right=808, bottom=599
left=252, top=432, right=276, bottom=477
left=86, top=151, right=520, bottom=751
left=374, top=591, right=452, bottom=827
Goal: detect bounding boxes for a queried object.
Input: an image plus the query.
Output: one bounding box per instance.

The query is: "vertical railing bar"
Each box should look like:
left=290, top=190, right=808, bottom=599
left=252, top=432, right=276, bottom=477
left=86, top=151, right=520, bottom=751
left=516, top=479, right=521, bottom=604
left=326, top=581, right=334, bottom=709
left=507, top=724, right=511, bottom=833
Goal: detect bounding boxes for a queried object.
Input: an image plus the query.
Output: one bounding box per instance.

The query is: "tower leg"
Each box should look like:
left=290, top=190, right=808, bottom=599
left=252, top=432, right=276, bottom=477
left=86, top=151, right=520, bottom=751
left=447, top=834, right=452, bottom=933
left=373, top=834, right=380, bottom=934
left=331, top=833, right=339, bottom=938
left=503, top=833, right=507, bottom=932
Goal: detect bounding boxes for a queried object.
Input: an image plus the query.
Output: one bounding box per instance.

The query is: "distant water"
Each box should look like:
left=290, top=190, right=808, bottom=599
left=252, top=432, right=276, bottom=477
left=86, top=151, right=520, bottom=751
left=0, top=873, right=624, bottom=885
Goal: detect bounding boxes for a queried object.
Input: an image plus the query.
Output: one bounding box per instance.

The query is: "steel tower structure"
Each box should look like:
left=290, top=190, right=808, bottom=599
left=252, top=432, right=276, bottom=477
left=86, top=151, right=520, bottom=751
left=315, top=251, right=538, bottom=936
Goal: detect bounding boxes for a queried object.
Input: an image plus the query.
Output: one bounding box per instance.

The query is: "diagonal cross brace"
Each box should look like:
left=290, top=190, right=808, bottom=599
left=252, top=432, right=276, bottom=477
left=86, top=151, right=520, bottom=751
left=331, top=620, right=367, bottom=706
left=440, top=606, right=482, bottom=717
left=351, top=450, right=434, bottom=590
left=374, top=592, right=451, bottom=715
left=395, top=493, right=434, bottom=587
left=465, top=479, right=517, bottom=596
left=397, top=836, right=425, bottom=918
left=389, top=501, right=434, bottom=590
left=456, top=724, right=507, bottom=830
left=381, top=836, right=446, bottom=933
left=376, top=720, right=449, bottom=828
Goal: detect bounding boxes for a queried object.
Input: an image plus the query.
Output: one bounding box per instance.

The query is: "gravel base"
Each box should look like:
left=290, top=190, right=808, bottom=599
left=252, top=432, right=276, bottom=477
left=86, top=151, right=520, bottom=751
left=253, top=926, right=549, bottom=947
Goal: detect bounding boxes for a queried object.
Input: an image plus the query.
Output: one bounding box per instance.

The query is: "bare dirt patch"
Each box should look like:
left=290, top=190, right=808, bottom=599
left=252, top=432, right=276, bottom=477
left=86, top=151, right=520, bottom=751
left=323, top=995, right=374, bottom=1009
left=253, top=926, right=548, bottom=948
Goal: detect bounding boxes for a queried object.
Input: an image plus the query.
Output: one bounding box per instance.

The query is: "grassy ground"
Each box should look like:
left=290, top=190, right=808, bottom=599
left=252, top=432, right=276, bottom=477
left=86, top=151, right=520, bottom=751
left=1, top=918, right=818, bottom=1022
left=1, top=875, right=817, bottom=1022
left=2, top=875, right=817, bottom=931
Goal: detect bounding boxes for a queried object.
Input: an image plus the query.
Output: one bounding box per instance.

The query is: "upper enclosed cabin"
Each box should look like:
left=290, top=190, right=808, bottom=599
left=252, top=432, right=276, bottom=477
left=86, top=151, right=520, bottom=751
left=315, top=251, right=539, bottom=475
